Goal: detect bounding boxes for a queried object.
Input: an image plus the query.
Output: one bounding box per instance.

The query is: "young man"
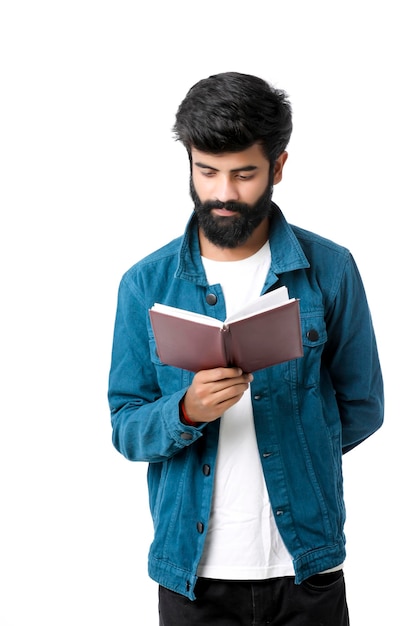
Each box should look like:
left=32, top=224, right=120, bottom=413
left=108, top=72, right=384, bottom=625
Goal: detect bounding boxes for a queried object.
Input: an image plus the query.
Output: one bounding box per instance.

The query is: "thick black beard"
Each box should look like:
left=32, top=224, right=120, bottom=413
left=190, top=178, right=274, bottom=248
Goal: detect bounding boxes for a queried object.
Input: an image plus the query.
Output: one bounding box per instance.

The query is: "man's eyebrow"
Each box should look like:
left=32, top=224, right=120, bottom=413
left=194, top=162, right=259, bottom=173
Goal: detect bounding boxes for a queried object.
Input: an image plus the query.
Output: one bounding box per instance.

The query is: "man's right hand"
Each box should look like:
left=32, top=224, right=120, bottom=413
left=182, top=367, right=253, bottom=424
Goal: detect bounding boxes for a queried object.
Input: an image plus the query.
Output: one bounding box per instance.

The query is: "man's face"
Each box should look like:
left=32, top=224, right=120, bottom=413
left=190, top=144, right=285, bottom=249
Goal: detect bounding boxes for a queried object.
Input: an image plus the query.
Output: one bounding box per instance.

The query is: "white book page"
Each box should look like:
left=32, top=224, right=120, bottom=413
left=151, top=286, right=293, bottom=327
left=225, top=285, right=293, bottom=323
left=151, top=303, right=222, bottom=327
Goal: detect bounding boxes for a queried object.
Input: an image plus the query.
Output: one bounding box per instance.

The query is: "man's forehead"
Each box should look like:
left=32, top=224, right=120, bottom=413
left=190, top=144, right=268, bottom=170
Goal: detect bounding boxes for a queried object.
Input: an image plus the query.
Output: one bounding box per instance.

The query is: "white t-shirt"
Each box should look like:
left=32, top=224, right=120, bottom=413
left=197, top=242, right=295, bottom=579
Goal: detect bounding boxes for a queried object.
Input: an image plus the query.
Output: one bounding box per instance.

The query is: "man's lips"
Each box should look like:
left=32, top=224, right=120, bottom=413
left=212, top=207, right=239, bottom=216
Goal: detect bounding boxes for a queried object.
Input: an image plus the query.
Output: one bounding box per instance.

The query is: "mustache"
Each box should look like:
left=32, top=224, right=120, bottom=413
left=198, top=200, right=250, bottom=214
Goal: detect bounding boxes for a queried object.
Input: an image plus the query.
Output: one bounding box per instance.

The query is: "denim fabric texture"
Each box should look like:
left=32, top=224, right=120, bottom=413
left=108, top=204, right=383, bottom=600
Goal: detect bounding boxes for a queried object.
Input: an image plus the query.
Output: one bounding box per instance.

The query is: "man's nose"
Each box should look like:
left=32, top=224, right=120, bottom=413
left=215, top=176, right=239, bottom=202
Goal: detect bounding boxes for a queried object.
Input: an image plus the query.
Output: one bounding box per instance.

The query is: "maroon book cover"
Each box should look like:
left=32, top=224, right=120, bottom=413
left=149, top=297, right=303, bottom=373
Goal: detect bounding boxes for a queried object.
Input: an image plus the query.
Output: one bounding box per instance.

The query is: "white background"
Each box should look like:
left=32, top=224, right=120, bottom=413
left=1, top=1, right=415, bottom=624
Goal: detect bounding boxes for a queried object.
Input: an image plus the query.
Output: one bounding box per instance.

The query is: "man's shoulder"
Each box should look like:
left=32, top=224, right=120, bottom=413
left=269, top=205, right=351, bottom=268
left=124, top=234, right=183, bottom=278
left=290, top=223, right=351, bottom=260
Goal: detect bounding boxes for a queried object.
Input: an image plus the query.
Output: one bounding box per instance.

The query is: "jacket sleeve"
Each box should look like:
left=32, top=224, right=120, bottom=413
left=107, top=273, right=203, bottom=463
left=324, top=254, right=384, bottom=453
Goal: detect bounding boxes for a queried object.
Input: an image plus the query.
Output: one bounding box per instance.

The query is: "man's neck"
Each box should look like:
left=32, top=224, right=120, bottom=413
left=199, top=218, right=270, bottom=261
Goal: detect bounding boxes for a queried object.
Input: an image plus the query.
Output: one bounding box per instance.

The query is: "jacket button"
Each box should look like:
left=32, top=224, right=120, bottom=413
left=206, top=293, right=217, bottom=305
left=197, top=521, right=204, bottom=533
left=202, top=464, right=211, bottom=476
left=306, top=329, right=319, bottom=342
left=180, top=432, right=193, bottom=440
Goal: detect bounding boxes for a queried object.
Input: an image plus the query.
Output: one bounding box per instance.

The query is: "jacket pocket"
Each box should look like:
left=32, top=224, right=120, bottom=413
left=149, top=336, right=164, bottom=366
left=285, top=312, right=327, bottom=388
left=149, top=337, right=191, bottom=391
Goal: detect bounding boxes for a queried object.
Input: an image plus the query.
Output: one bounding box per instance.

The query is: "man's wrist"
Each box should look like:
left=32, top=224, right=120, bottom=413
left=180, top=399, right=197, bottom=426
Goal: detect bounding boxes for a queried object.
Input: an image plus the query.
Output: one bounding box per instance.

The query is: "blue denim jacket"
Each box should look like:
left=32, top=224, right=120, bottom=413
left=108, top=204, right=383, bottom=599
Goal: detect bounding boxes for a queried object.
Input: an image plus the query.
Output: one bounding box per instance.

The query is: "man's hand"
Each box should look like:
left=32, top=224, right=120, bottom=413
left=182, top=367, right=253, bottom=424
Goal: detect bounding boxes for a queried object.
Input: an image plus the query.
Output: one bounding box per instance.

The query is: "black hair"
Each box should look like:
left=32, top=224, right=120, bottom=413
left=173, top=72, right=293, bottom=164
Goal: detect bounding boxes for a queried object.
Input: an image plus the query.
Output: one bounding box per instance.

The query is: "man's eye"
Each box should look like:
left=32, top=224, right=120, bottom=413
left=237, top=174, right=254, bottom=181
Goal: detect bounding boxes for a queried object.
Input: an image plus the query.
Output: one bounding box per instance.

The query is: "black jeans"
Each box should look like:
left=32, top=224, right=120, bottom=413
left=159, top=572, right=349, bottom=625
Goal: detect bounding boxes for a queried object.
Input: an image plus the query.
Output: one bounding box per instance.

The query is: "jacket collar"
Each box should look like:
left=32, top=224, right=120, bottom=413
left=175, top=203, right=310, bottom=285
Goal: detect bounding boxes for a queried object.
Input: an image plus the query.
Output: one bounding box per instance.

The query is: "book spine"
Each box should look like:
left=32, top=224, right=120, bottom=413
left=221, top=325, right=233, bottom=367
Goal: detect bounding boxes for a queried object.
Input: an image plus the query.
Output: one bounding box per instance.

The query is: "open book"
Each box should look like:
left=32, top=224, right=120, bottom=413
left=149, top=286, right=303, bottom=373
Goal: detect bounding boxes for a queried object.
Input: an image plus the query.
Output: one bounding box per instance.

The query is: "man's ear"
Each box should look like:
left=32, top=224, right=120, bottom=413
left=272, top=151, right=288, bottom=185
